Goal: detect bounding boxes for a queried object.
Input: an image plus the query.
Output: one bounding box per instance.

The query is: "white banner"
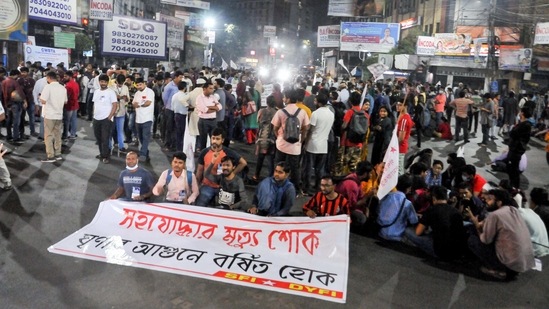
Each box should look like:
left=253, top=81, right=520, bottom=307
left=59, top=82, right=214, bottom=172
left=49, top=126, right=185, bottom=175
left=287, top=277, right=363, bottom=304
left=48, top=200, right=350, bottom=303
left=534, top=22, right=549, bottom=45
left=24, top=44, right=68, bottom=67
left=377, top=126, right=399, bottom=199
left=261, top=84, right=273, bottom=107
left=162, top=0, right=210, bottom=10
left=263, top=26, right=276, bottom=38
left=102, top=15, right=167, bottom=60
left=28, top=0, right=77, bottom=25
left=318, top=25, right=340, bottom=48
left=89, top=0, right=113, bottom=21
left=174, top=10, right=202, bottom=28
left=416, top=36, right=435, bottom=56
left=155, top=13, right=185, bottom=49
left=340, top=22, right=401, bottom=53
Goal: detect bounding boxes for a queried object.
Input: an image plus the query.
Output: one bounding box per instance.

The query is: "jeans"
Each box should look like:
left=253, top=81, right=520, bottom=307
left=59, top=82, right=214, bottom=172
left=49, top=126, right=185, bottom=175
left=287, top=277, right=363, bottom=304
left=454, top=116, right=469, bottom=141
left=174, top=113, right=187, bottom=152
left=481, top=123, right=490, bottom=144
left=445, top=106, right=454, bottom=126
left=19, top=101, right=36, bottom=134
left=163, top=109, right=175, bottom=148
left=62, top=109, right=77, bottom=138
left=197, top=118, right=217, bottom=151
left=86, top=91, right=94, bottom=121
left=468, top=233, right=506, bottom=271
left=126, top=112, right=137, bottom=141
left=7, top=101, right=23, bottom=139
left=304, top=151, right=327, bottom=194
left=468, top=111, right=479, bottom=133
left=274, top=150, right=301, bottom=192
left=93, top=118, right=113, bottom=159
left=110, top=116, right=125, bottom=149
left=506, top=152, right=522, bottom=189
left=404, top=227, right=436, bottom=257
left=195, top=185, right=219, bottom=207
left=255, top=152, right=275, bottom=179
left=435, top=112, right=444, bottom=126
left=137, top=121, right=152, bottom=158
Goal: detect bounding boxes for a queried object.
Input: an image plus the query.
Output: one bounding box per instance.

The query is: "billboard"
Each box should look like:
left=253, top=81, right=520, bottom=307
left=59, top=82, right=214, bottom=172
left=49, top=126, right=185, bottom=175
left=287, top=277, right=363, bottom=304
left=0, top=0, right=28, bottom=42
left=340, top=22, right=400, bottom=53
left=161, top=0, right=210, bottom=10
left=499, top=49, right=532, bottom=72
left=263, top=26, right=276, bottom=38
left=433, top=33, right=472, bottom=56
left=155, top=13, right=185, bottom=50
left=175, top=11, right=202, bottom=29
left=28, top=0, right=77, bottom=25
left=534, top=22, right=549, bottom=45
left=416, top=36, right=435, bottom=56
left=318, top=25, right=340, bottom=48
left=328, top=0, right=384, bottom=17
left=455, top=26, right=520, bottom=43
left=24, top=44, right=69, bottom=67
left=89, top=0, right=114, bottom=21
left=101, top=15, right=167, bottom=60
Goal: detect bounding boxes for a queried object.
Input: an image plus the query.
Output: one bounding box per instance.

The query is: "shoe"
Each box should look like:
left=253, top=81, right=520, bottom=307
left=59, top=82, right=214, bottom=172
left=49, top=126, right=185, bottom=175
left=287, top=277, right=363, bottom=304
left=102, top=158, right=110, bottom=164
left=95, top=155, right=101, bottom=159
left=11, top=139, right=23, bottom=145
left=30, top=132, right=39, bottom=137
left=69, top=135, right=77, bottom=140
left=41, top=157, right=56, bottom=163
left=1, top=185, right=13, bottom=191
left=131, top=141, right=139, bottom=146
left=22, top=134, right=30, bottom=140
left=491, top=136, right=498, bottom=140
left=480, top=266, right=507, bottom=280
left=55, top=156, right=63, bottom=161
left=478, top=143, right=487, bottom=147
left=464, top=140, right=470, bottom=143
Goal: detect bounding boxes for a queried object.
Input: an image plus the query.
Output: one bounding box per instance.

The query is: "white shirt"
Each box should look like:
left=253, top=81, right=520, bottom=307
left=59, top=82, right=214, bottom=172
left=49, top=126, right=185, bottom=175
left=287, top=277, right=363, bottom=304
left=40, top=82, right=67, bottom=120
left=134, top=87, right=155, bottom=123
left=92, top=88, right=117, bottom=120
left=519, top=208, right=549, bottom=258
left=306, top=106, right=334, bottom=154
left=33, top=77, right=48, bottom=107
left=173, top=91, right=189, bottom=115
left=339, top=88, right=349, bottom=104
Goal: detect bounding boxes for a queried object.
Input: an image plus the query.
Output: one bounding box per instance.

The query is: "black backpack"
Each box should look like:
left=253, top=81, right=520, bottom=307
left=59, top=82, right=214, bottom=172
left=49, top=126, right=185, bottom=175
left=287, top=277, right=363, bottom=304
left=282, top=108, right=302, bottom=143
left=347, top=110, right=368, bottom=143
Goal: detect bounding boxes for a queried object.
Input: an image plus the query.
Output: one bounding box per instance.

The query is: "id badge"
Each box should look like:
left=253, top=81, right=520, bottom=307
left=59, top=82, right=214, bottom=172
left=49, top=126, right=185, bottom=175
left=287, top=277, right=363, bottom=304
left=131, top=187, right=140, bottom=199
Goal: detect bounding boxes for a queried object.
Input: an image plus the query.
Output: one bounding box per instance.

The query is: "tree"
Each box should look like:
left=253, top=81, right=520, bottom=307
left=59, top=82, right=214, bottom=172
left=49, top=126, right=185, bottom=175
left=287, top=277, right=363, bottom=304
left=213, top=23, right=249, bottom=65
left=75, top=33, right=94, bottom=54
left=391, top=28, right=428, bottom=55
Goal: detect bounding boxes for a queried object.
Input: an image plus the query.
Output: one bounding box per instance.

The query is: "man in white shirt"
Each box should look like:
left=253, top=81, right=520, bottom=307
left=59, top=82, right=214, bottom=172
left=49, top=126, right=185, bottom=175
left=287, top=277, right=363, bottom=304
left=303, top=93, right=334, bottom=195
left=39, top=71, right=68, bottom=162
left=92, top=74, right=117, bottom=163
left=132, top=77, right=155, bottom=161
left=172, top=81, right=189, bottom=152
left=32, top=75, right=48, bottom=139
left=0, top=105, right=12, bottom=190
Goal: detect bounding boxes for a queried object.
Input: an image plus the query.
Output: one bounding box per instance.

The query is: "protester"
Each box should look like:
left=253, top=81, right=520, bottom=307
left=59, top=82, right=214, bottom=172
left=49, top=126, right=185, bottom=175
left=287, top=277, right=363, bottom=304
left=109, top=151, right=155, bottom=201
left=153, top=152, right=199, bottom=204
left=248, top=161, right=295, bottom=216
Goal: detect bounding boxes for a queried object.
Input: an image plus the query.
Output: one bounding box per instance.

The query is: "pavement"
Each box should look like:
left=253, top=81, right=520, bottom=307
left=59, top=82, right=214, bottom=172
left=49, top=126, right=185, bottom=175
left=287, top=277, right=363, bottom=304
left=1, top=118, right=549, bottom=308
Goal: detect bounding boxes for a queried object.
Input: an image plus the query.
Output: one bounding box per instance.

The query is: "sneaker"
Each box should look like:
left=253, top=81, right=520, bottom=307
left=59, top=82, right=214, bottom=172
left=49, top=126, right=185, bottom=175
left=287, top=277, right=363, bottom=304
left=102, top=158, right=110, bottom=164
left=30, top=132, right=39, bottom=137
left=41, top=157, right=56, bottom=163
left=69, top=135, right=77, bottom=140
left=55, top=156, right=63, bottom=161
left=95, top=155, right=101, bottom=159
left=1, top=185, right=12, bottom=191
left=480, top=266, right=507, bottom=280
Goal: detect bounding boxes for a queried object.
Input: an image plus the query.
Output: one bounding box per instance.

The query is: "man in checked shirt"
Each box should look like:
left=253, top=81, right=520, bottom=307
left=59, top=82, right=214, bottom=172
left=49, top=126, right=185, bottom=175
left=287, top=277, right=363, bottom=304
left=303, top=175, right=350, bottom=218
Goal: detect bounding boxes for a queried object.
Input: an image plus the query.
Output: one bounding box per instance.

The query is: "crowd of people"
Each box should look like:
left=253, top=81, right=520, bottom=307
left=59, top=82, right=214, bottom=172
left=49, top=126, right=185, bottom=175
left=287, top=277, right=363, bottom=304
left=2, top=60, right=549, bottom=281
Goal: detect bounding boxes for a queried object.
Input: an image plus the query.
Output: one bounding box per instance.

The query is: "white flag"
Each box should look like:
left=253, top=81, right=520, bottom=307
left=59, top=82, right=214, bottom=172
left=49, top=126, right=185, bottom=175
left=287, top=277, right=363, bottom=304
left=337, top=59, right=350, bottom=75
left=221, top=58, right=228, bottom=70
left=456, top=145, right=464, bottom=158
left=230, top=60, right=237, bottom=69
left=377, top=127, right=400, bottom=200
left=350, top=66, right=357, bottom=76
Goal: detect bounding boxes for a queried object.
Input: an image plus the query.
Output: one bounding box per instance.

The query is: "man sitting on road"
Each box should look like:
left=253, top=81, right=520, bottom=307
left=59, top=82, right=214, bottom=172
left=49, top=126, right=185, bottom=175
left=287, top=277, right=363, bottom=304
left=303, top=175, right=350, bottom=218
left=248, top=161, right=295, bottom=216
left=109, top=151, right=155, bottom=201
left=214, top=156, right=248, bottom=210
left=195, top=128, right=247, bottom=206
left=153, top=152, right=199, bottom=204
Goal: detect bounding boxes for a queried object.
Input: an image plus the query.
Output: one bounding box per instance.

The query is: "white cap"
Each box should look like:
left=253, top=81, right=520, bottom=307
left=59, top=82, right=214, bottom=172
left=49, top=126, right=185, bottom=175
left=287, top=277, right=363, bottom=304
left=196, top=78, right=206, bottom=85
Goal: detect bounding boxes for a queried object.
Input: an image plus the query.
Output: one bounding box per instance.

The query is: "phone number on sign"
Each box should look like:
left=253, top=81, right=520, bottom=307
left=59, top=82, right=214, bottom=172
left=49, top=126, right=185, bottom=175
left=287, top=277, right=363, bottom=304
left=30, top=0, right=72, bottom=11
left=111, top=46, right=159, bottom=54
left=111, top=39, right=160, bottom=48
left=29, top=7, right=72, bottom=19
left=112, top=31, right=159, bottom=41
left=91, top=11, right=112, bottom=18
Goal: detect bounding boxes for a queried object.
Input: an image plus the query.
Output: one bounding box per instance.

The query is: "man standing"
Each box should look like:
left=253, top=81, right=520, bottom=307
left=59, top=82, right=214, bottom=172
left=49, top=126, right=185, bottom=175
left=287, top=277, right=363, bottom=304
left=214, top=78, right=227, bottom=130
left=304, top=175, right=349, bottom=218
left=248, top=161, right=296, bottom=216
left=479, top=93, right=495, bottom=146
left=397, top=101, right=413, bottom=175
left=152, top=152, right=199, bottom=204
left=172, top=81, right=189, bottom=152
left=303, top=93, right=334, bottom=195
left=109, top=151, right=155, bottom=201
left=506, top=107, right=532, bottom=189
left=450, top=90, right=474, bottom=143
left=466, top=189, right=535, bottom=280
left=92, top=74, right=118, bottom=164
left=18, top=67, right=37, bottom=138
left=39, top=71, right=67, bottom=162
left=0, top=105, right=12, bottom=190
left=195, top=128, right=247, bottom=206
left=63, top=72, right=80, bottom=140
left=2, top=69, right=27, bottom=143
left=161, top=70, right=183, bottom=151
left=132, top=77, right=155, bottom=162
left=196, top=82, right=222, bottom=152
left=271, top=89, right=310, bottom=196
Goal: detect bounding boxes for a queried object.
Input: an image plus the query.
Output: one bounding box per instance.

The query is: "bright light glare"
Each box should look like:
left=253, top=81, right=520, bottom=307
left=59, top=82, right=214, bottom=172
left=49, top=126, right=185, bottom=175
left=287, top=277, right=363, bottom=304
left=204, top=17, right=216, bottom=29
left=277, top=70, right=290, bottom=81
left=259, top=67, right=269, bottom=77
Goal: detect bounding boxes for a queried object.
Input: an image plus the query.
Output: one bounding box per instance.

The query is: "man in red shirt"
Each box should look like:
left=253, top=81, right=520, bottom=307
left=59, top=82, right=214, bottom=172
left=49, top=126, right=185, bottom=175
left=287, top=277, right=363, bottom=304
left=397, top=101, right=413, bottom=175
left=434, top=89, right=446, bottom=126
left=63, top=72, right=80, bottom=140
left=462, top=164, right=487, bottom=197
left=304, top=175, right=350, bottom=218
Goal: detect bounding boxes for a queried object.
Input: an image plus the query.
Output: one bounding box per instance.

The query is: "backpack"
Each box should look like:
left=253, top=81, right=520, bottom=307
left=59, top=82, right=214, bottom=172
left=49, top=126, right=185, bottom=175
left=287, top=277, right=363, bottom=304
left=281, top=108, right=302, bottom=143
left=165, top=169, right=193, bottom=192
left=347, top=110, right=368, bottom=143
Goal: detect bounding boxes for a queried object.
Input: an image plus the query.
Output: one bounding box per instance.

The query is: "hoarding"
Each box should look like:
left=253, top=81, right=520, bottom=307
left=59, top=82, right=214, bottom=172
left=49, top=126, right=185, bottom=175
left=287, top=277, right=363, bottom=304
left=24, top=44, right=69, bottom=67
left=101, top=15, right=167, bottom=60
left=28, top=0, right=77, bottom=25
left=318, top=25, right=340, bottom=48
left=89, top=0, right=114, bottom=21
left=175, top=10, right=202, bottom=29
left=455, top=26, right=520, bottom=43
left=499, top=48, right=532, bottom=72
left=328, top=0, right=384, bottom=17
left=161, top=0, right=210, bottom=10
left=340, top=22, right=400, bottom=53
left=416, top=36, right=435, bottom=56
left=155, top=13, right=185, bottom=49
left=0, top=0, right=28, bottom=42
left=264, top=26, right=276, bottom=38
left=534, top=22, right=549, bottom=45
left=433, top=33, right=472, bottom=56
